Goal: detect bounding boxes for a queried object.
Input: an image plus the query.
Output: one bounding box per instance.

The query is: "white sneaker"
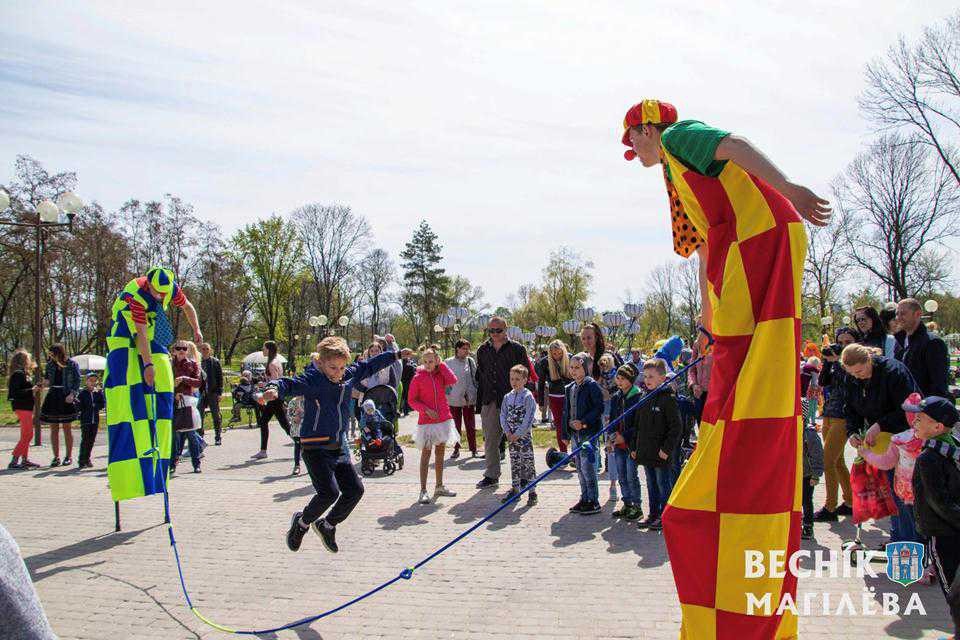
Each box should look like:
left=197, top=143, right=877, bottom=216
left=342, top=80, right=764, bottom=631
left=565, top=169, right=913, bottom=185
left=418, top=490, right=432, bottom=504
left=434, top=485, right=457, bottom=498
left=251, top=450, right=268, bottom=460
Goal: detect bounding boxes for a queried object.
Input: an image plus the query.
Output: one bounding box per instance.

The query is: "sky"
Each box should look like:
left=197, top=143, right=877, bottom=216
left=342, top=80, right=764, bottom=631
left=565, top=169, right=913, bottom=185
left=2, top=1, right=957, bottom=311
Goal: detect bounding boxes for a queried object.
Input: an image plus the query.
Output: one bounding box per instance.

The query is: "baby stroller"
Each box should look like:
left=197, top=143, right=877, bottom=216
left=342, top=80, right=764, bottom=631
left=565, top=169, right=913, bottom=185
left=230, top=378, right=261, bottom=427
left=355, top=385, right=404, bottom=476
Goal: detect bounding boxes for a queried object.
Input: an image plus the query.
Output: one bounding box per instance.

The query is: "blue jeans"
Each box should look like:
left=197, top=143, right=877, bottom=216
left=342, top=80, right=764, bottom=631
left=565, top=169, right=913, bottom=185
left=887, top=470, right=922, bottom=543
left=173, top=430, right=203, bottom=469
left=612, top=449, right=640, bottom=505
left=645, top=464, right=674, bottom=518
left=574, top=435, right=599, bottom=503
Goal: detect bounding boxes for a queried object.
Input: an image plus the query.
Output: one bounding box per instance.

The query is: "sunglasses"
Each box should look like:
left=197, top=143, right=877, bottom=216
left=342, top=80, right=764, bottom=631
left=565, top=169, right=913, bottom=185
left=173, top=346, right=188, bottom=351
left=487, top=328, right=504, bottom=334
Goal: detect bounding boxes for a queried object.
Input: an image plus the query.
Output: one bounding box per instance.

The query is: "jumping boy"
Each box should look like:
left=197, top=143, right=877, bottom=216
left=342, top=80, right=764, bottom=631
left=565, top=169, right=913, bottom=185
left=906, top=396, right=960, bottom=639
left=261, top=336, right=399, bottom=553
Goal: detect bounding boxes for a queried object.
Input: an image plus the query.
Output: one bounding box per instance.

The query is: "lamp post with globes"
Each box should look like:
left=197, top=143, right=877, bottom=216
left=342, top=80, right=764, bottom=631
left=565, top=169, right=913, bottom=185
left=0, top=189, right=84, bottom=446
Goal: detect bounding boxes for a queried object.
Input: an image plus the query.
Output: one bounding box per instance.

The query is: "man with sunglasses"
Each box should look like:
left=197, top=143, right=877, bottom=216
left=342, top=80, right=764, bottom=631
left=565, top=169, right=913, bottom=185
left=475, top=317, right=530, bottom=488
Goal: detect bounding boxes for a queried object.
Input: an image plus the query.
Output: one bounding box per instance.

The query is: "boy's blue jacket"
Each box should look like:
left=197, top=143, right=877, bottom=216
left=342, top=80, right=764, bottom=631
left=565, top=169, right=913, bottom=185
left=269, top=351, right=398, bottom=448
left=561, top=376, right=605, bottom=440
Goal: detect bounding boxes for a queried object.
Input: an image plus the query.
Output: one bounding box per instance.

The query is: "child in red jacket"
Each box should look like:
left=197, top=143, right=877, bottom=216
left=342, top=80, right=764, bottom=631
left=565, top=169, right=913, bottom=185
left=408, top=344, right=459, bottom=504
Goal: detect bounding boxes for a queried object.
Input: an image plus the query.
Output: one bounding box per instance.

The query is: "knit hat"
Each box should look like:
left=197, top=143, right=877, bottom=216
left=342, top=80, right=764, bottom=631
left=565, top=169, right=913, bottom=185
left=616, top=363, right=639, bottom=383
left=621, top=99, right=678, bottom=160
left=362, top=399, right=376, bottom=414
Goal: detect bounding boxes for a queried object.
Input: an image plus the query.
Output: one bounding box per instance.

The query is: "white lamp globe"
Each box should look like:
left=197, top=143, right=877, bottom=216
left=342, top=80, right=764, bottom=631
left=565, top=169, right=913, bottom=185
left=37, top=199, right=59, bottom=223
left=338, top=316, right=349, bottom=327
left=56, top=191, right=83, bottom=213
left=0, top=189, right=9, bottom=211
left=925, top=299, right=939, bottom=313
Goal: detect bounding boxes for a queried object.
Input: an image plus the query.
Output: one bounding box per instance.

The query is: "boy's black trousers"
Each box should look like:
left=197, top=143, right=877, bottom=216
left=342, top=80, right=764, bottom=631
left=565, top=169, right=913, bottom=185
left=931, top=535, right=960, bottom=635
left=301, top=446, right=365, bottom=526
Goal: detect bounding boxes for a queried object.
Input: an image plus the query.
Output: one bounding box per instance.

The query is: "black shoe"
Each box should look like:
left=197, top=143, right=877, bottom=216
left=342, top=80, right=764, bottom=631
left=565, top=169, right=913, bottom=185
left=801, top=524, right=814, bottom=540
left=286, top=512, right=308, bottom=551
left=312, top=519, right=338, bottom=553
left=500, top=489, right=519, bottom=504
left=813, top=507, right=838, bottom=522
left=645, top=516, right=663, bottom=531
left=450, top=447, right=460, bottom=460
left=835, top=503, right=853, bottom=516
left=193, top=467, right=201, bottom=473
left=527, top=492, right=538, bottom=507
left=612, top=503, right=629, bottom=518
left=62, top=457, right=72, bottom=466
left=638, top=515, right=659, bottom=530
left=50, top=457, right=61, bottom=467
left=472, top=452, right=484, bottom=459
left=8, top=459, right=22, bottom=470
left=569, top=500, right=585, bottom=513
left=476, top=476, right=498, bottom=489
left=215, top=438, right=222, bottom=446
left=578, top=501, right=602, bottom=515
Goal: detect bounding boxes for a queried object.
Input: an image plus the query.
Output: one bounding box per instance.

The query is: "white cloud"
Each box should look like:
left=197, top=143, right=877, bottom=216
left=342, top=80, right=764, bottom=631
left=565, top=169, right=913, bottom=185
left=2, top=0, right=956, bottom=310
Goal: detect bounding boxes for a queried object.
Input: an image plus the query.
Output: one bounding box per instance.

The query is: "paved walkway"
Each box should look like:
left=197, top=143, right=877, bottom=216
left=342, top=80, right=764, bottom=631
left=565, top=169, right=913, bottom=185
left=0, top=419, right=951, bottom=639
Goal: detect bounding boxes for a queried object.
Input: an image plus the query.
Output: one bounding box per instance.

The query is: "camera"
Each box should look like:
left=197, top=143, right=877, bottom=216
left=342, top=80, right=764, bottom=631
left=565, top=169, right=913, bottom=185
left=823, top=344, right=843, bottom=357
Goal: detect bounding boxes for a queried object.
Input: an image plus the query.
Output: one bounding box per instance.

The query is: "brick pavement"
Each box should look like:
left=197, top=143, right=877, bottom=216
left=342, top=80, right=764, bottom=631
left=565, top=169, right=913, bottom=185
left=0, top=419, right=951, bottom=639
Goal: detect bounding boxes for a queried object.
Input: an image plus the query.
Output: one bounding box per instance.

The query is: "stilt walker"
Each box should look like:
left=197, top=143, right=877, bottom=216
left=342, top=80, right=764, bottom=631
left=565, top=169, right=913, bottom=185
left=105, top=267, right=202, bottom=509
left=621, top=100, right=830, bottom=639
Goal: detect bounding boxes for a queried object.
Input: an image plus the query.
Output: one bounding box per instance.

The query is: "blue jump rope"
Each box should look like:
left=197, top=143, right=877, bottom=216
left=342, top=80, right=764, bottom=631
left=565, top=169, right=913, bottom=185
left=147, top=329, right=714, bottom=634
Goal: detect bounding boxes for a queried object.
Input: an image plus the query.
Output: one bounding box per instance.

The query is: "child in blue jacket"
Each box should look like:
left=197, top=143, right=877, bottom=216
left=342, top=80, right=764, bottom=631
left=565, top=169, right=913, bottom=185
left=561, top=352, right=605, bottom=515
left=261, top=336, right=399, bottom=554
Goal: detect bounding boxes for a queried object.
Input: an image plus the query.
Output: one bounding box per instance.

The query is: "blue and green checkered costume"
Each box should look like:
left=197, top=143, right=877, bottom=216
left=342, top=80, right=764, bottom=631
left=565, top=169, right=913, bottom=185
left=105, top=277, right=177, bottom=502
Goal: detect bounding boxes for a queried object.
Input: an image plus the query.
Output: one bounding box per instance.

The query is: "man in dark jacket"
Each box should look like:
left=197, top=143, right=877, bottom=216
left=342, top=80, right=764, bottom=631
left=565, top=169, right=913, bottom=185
left=895, top=298, right=950, bottom=398
left=630, top=358, right=682, bottom=531
left=841, top=345, right=918, bottom=447
left=199, top=343, right=225, bottom=445
left=475, top=317, right=530, bottom=489
left=907, top=396, right=960, bottom=638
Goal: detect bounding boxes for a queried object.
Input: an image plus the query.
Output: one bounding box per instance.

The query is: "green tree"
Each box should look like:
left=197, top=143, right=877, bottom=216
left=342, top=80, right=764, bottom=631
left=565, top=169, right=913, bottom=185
left=400, top=221, right=449, bottom=345
left=233, top=215, right=302, bottom=341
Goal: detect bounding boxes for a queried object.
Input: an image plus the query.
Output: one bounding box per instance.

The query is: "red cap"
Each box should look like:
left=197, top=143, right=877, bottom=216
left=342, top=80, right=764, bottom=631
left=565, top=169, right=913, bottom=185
left=621, top=100, right=678, bottom=161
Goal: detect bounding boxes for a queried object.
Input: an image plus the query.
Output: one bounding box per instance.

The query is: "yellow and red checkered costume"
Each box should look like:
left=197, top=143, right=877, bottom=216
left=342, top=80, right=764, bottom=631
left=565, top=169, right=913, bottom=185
left=625, top=101, right=807, bottom=639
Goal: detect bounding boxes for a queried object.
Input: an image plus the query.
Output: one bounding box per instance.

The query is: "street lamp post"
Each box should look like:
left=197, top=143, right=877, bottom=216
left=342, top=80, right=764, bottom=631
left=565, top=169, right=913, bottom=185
left=0, top=189, right=83, bottom=446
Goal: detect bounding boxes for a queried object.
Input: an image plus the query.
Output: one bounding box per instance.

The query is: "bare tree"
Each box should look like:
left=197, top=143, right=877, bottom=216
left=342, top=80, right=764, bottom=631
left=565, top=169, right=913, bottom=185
left=860, top=13, right=960, bottom=185
left=676, top=257, right=701, bottom=339
left=804, top=209, right=852, bottom=317
left=357, top=248, right=394, bottom=340
left=643, top=262, right=679, bottom=339
left=836, top=134, right=959, bottom=299
left=293, top=203, right=371, bottom=322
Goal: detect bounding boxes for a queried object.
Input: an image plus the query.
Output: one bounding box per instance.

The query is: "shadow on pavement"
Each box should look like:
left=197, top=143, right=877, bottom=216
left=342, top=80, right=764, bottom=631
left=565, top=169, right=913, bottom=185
left=25, top=526, right=158, bottom=581
left=599, top=521, right=669, bottom=568
left=549, top=511, right=610, bottom=548
left=378, top=501, right=441, bottom=530
left=272, top=484, right=316, bottom=503
left=447, top=488, right=500, bottom=525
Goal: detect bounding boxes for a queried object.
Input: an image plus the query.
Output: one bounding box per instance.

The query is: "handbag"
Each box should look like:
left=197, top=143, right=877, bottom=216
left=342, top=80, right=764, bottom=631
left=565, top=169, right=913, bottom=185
left=850, top=459, right=898, bottom=524
left=173, top=396, right=194, bottom=431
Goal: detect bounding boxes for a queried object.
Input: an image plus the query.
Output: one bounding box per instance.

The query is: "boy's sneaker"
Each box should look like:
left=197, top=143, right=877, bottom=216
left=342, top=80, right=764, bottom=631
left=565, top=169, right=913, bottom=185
left=568, top=500, right=585, bottom=513
left=500, top=489, right=519, bottom=504
left=251, top=450, right=268, bottom=460
left=50, top=457, right=61, bottom=467
left=7, top=458, right=22, bottom=470
left=193, top=467, right=201, bottom=473
left=434, top=485, right=457, bottom=499
left=801, top=524, right=814, bottom=540
left=812, top=507, right=838, bottom=522
left=624, top=505, right=643, bottom=521
left=21, top=459, right=40, bottom=469
left=286, top=511, right=308, bottom=551
left=62, top=457, right=72, bottom=466
left=612, top=503, right=630, bottom=518
left=312, top=519, right=338, bottom=553
left=645, top=516, right=663, bottom=531
left=418, top=490, right=432, bottom=505
left=578, top=501, right=602, bottom=515
left=527, top=492, right=538, bottom=507
left=215, top=437, right=222, bottom=446
left=836, top=503, right=853, bottom=516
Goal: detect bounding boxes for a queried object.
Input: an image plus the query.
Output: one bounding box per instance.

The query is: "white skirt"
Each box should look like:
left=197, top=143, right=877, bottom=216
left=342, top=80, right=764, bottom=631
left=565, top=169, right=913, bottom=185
left=414, top=419, right=460, bottom=450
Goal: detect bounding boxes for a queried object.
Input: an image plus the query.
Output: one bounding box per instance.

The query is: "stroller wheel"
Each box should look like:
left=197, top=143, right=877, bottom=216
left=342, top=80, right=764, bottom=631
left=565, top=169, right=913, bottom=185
left=397, top=454, right=404, bottom=470
left=383, top=461, right=396, bottom=475
left=361, top=462, right=375, bottom=476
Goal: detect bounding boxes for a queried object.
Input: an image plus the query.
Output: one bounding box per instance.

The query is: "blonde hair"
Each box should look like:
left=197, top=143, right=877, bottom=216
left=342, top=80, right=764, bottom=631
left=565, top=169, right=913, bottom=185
left=185, top=341, right=200, bottom=362
left=547, top=339, right=570, bottom=381
left=7, top=348, right=34, bottom=375
left=598, top=353, right=615, bottom=371
left=419, top=344, right=441, bottom=359
left=806, top=356, right=821, bottom=369
left=840, top=343, right=873, bottom=367
left=643, top=358, right=667, bottom=376
left=317, top=336, right=350, bottom=361
left=510, top=364, right=530, bottom=380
